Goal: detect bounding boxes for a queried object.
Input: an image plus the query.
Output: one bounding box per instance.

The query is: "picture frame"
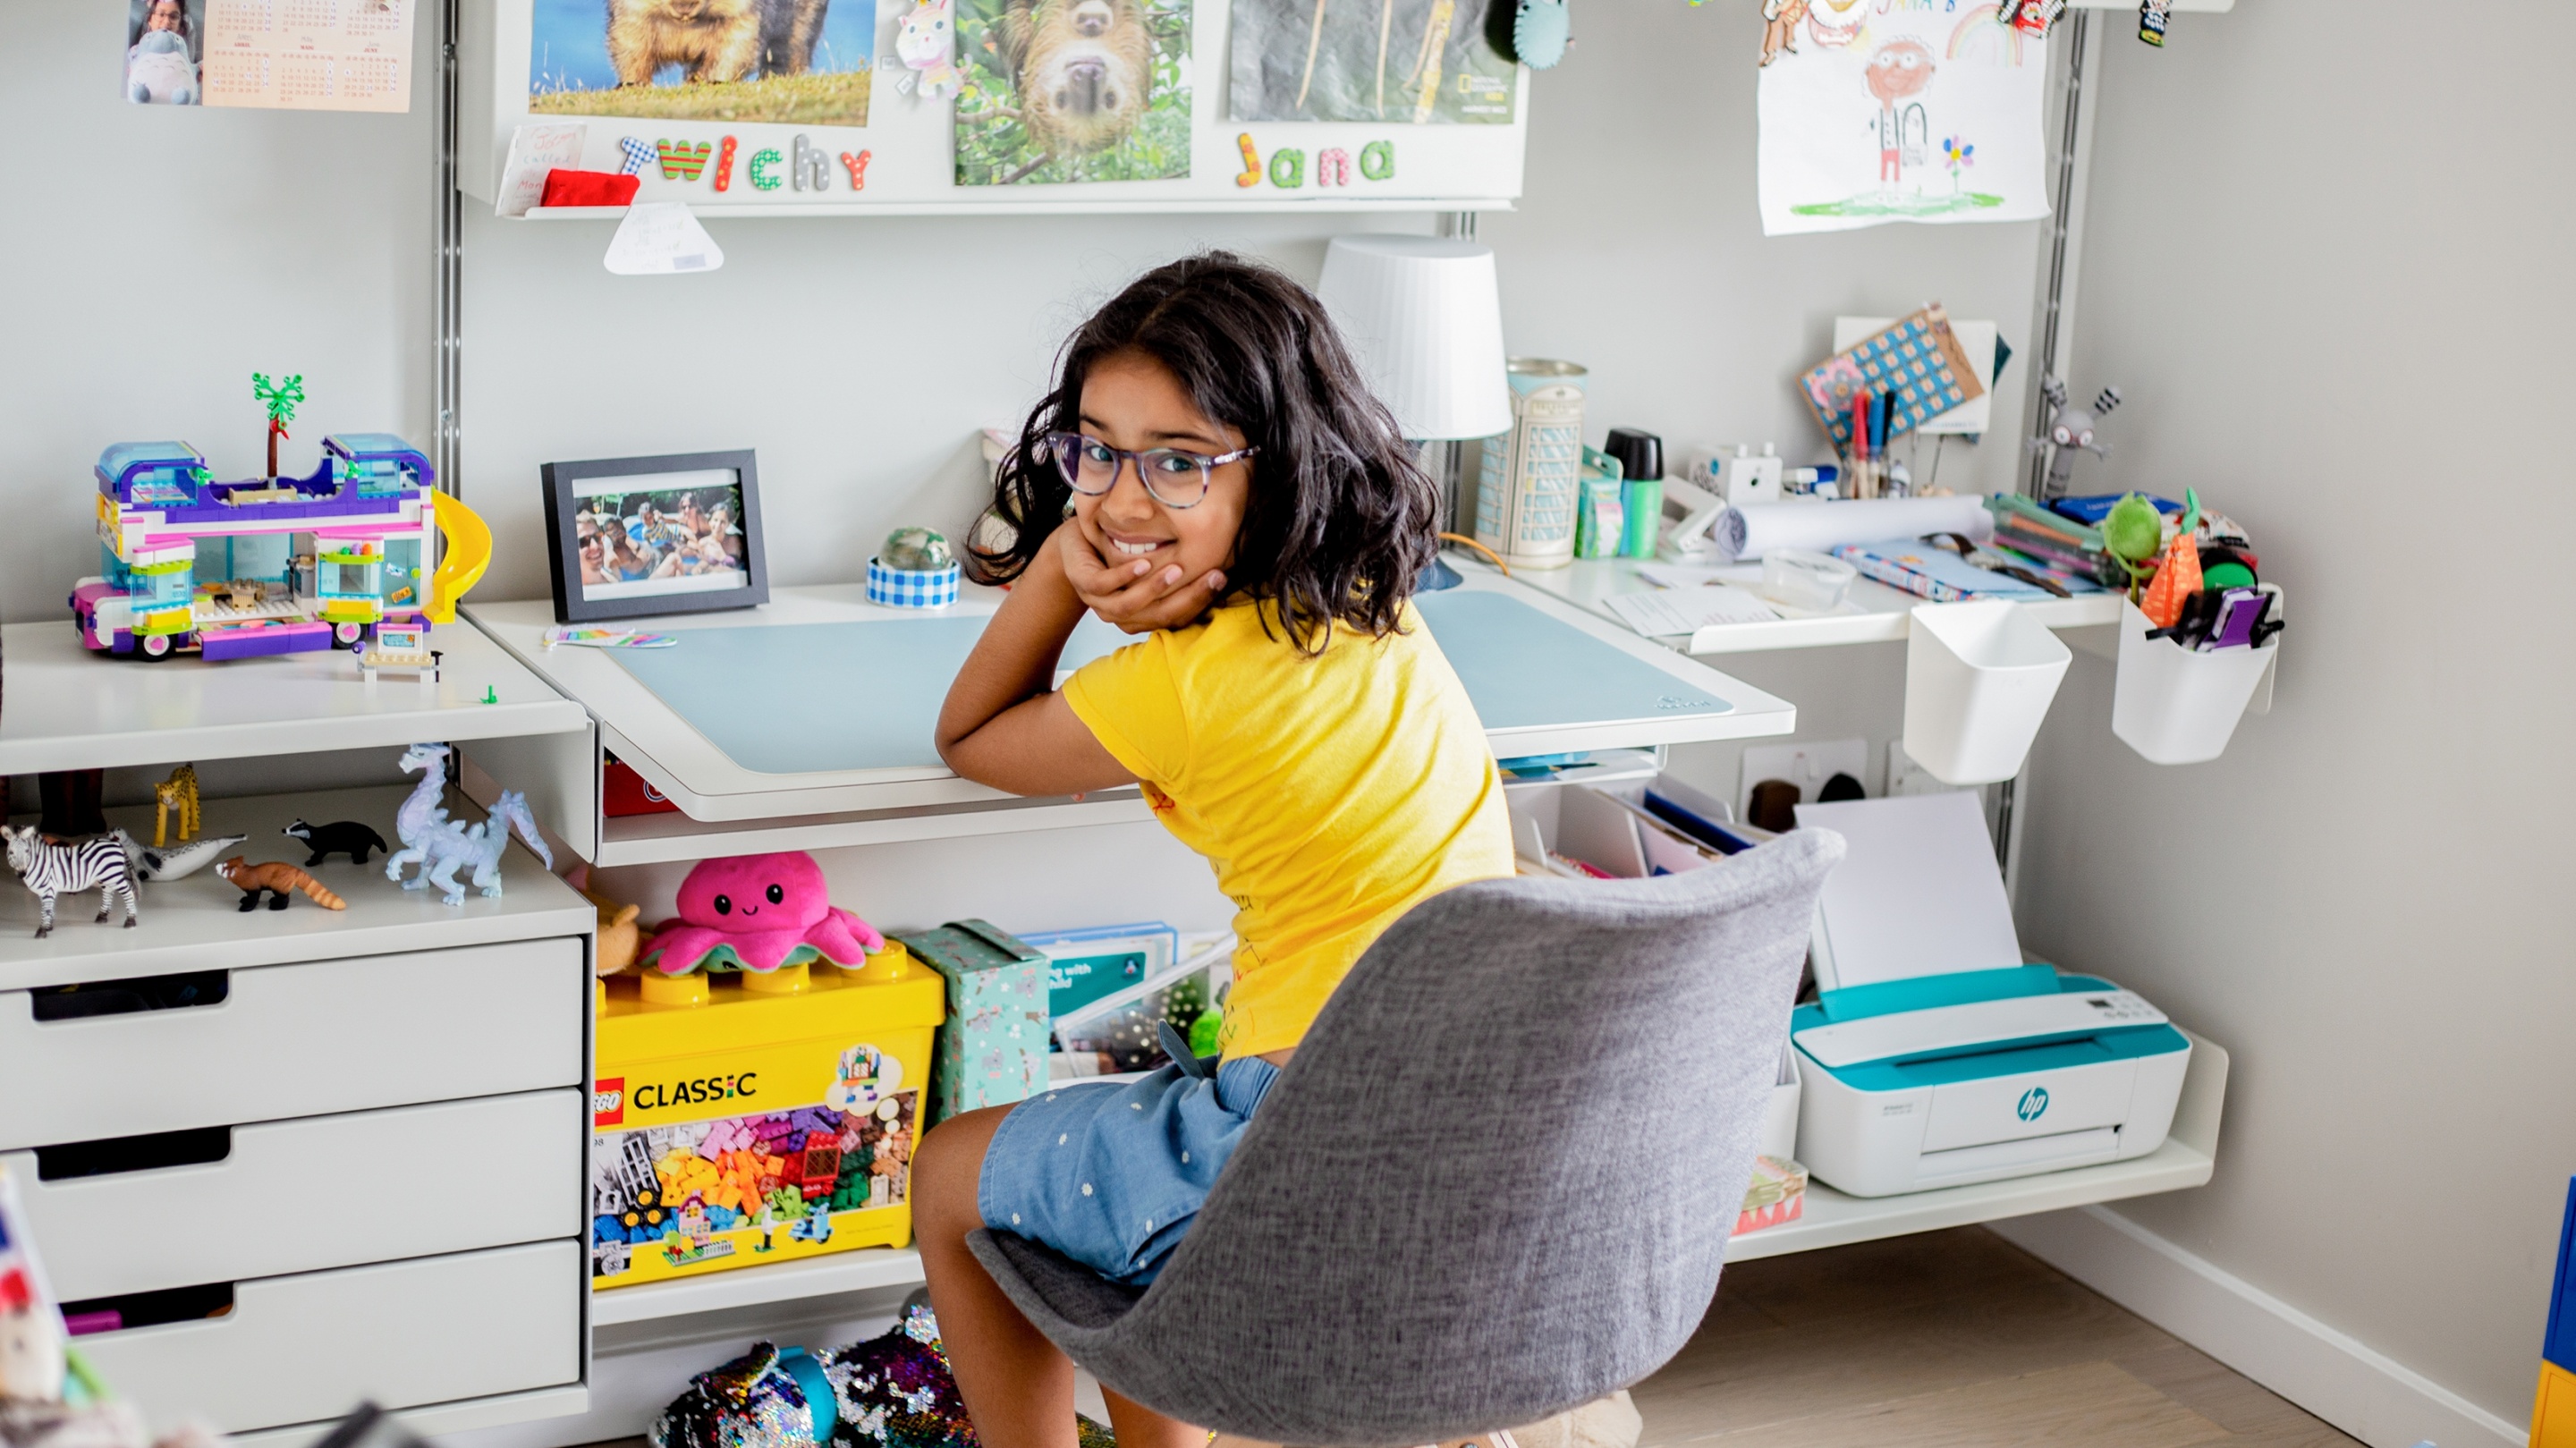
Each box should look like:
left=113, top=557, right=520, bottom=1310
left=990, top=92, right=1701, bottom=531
left=541, top=449, right=769, bottom=624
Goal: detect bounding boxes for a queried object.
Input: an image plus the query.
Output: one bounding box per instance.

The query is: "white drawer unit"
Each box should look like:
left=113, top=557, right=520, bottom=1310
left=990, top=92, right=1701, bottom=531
left=0, top=938, right=587, bottom=1150
left=4, top=1089, right=586, bottom=1301
left=72, top=1240, right=585, bottom=1436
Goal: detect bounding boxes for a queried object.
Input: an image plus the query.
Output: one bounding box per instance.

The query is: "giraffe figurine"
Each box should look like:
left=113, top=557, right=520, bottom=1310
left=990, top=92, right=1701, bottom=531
left=154, top=764, right=201, bottom=849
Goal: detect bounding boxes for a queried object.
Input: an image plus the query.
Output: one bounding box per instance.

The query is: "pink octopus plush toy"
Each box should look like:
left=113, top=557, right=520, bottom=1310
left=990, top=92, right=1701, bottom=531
left=640, top=851, right=884, bottom=977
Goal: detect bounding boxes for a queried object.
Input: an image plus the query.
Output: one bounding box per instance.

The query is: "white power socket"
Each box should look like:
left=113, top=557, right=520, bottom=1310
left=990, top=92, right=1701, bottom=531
left=1739, top=737, right=1870, bottom=820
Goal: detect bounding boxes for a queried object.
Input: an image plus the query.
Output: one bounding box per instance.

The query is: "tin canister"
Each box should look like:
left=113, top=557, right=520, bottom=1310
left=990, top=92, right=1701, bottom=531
left=1473, top=360, right=1588, bottom=569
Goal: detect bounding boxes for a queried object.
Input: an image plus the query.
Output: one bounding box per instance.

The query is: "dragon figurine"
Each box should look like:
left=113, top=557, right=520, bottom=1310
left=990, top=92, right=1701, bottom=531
left=386, top=741, right=555, bottom=906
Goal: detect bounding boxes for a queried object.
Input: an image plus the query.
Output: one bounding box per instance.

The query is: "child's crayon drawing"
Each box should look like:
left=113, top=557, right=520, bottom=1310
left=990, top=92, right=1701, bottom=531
left=1757, top=2, right=2047, bottom=236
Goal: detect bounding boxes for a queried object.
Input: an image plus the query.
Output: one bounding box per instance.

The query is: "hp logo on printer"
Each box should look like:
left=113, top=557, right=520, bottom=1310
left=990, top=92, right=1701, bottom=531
left=2017, top=1087, right=2051, bottom=1122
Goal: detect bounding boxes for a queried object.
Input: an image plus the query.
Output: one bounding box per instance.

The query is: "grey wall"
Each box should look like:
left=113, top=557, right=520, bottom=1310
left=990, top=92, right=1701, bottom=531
left=0, top=1, right=435, bottom=624
left=453, top=1, right=2045, bottom=604
left=2016, top=0, right=2576, bottom=1425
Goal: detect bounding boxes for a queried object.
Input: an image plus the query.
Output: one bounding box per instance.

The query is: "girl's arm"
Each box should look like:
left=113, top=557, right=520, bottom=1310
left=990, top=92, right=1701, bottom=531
left=936, top=531, right=1137, bottom=796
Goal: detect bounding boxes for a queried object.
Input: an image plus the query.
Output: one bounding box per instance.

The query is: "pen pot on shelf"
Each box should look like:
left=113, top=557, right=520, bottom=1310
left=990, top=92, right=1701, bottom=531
left=2111, top=592, right=2281, bottom=766
left=1902, top=601, right=2072, bottom=785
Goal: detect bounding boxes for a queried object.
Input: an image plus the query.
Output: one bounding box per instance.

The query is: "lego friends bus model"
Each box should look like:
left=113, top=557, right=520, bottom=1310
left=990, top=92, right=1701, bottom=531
left=72, top=434, right=491, bottom=663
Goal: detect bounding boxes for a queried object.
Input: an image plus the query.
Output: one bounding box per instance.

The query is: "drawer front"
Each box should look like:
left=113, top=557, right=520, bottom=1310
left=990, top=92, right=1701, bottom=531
left=0, top=938, right=585, bottom=1149
left=73, top=1240, right=583, bottom=1435
left=4, top=1090, right=586, bottom=1300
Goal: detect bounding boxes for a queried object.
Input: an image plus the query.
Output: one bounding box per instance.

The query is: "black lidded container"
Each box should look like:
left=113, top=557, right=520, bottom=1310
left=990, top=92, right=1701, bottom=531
left=1602, top=428, right=1664, bottom=485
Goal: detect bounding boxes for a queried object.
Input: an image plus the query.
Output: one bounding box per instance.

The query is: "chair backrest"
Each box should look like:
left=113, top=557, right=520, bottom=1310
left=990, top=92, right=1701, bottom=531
left=1080, top=829, right=1842, bottom=1445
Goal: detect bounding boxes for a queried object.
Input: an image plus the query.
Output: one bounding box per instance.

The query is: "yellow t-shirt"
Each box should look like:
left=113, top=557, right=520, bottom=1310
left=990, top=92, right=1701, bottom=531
left=1063, top=599, right=1514, bottom=1057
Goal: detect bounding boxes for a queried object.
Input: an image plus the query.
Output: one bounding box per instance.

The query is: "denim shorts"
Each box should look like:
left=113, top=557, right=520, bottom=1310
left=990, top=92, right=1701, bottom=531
left=978, top=1054, right=1278, bottom=1286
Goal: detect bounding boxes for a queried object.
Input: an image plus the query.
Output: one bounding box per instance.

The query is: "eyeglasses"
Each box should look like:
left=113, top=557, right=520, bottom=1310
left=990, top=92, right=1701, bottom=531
left=1041, top=431, right=1256, bottom=510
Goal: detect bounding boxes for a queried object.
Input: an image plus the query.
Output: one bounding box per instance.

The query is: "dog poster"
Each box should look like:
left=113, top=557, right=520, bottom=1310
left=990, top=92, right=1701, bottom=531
left=1756, top=1, right=2047, bottom=235
left=954, top=0, right=1192, bottom=186
left=1227, top=0, right=1513, bottom=125
left=530, top=0, right=877, bottom=125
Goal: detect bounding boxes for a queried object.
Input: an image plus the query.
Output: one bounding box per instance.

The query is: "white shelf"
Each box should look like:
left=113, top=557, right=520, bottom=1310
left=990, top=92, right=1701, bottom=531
left=1724, top=1139, right=2213, bottom=1262
left=0, top=783, right=591, bottom=993
left=591, top=1247, right=926, bottom=1326
left=0, top=619, right=589, bottom=776
left=580, top=1143, right=2212, bottom=1324
left=516, top=198, right=1514, bottom=221
left=1505, top=556, right=2121, bottom=657
left=584, top=1034, right=2225, bottom=1327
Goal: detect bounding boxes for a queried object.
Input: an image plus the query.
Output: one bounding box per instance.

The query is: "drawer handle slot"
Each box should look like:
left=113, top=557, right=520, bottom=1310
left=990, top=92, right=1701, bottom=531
left=36, top=1125, right=233, bottom=1181
left=56, top=1281, right=235, bottom=1337
left=30, top=970, right=229, bottom=1022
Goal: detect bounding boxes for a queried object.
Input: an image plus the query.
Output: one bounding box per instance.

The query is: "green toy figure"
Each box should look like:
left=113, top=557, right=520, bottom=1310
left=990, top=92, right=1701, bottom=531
left=2100, top=493, right=2165, bottom=601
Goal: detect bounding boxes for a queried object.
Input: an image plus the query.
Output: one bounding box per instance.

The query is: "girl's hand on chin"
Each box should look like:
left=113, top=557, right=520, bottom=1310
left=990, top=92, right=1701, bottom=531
left=1055, top=522, right=1225, bottom=635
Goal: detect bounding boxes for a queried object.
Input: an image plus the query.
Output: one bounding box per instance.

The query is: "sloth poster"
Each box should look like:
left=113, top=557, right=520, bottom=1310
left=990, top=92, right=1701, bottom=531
left=528, top=0, right=877, bottom=125
left=955, top=0, right=1194, bottom=185
left=1228, top=0, right=1513, bottom=125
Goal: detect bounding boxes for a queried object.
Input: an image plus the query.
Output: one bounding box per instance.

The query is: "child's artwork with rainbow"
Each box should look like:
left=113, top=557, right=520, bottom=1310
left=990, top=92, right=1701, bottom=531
left=1756, top=0, right=2048, bottom=236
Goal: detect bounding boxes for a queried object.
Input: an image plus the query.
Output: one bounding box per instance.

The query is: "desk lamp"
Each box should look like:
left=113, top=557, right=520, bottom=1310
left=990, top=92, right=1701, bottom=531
left=1316, top=234, right=1512, bottom=590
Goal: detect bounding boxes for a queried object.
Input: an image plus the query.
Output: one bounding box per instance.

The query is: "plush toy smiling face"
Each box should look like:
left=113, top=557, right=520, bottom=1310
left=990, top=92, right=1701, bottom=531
left=643, top=850, right=886, bottom=976
left=677, top=851, right=830, bottom=929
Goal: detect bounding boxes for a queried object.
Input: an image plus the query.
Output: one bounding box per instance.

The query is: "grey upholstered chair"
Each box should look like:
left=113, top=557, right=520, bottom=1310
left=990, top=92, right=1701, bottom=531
left=967, top=829, right=1843, bottom=1448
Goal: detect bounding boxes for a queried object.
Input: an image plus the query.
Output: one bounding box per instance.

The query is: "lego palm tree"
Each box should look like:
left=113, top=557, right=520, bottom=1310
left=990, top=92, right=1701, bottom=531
left=250, top=371, right=304, bottom=479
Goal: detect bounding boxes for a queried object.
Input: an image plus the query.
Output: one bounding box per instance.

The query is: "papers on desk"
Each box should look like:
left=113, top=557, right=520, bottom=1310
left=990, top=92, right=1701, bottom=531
left=1602, top=582, right=1781, bottom=639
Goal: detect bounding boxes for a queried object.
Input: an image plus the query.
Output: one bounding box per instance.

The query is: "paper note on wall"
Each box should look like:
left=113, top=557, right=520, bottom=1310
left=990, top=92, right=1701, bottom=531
left=1756, top=2, right=2046, bottom=236
left=200, top=0, right=415, bottom=112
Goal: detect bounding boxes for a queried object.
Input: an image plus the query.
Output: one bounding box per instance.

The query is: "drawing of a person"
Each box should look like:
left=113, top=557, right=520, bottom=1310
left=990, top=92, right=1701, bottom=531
left=1865, top=39, right=1936, bottom=188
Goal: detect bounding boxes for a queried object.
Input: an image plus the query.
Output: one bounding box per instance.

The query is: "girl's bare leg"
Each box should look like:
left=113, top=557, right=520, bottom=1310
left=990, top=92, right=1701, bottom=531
left=916, top=1110, right=1207, bottom=1448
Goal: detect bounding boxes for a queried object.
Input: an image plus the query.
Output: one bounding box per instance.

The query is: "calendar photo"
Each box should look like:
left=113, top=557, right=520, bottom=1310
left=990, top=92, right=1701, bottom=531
left=177, top=0, right=418, bottom=112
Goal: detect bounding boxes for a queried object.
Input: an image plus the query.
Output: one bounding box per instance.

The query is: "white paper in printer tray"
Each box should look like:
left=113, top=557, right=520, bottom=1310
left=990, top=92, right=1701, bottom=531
left=1795, top=791, right=2022, bottom=989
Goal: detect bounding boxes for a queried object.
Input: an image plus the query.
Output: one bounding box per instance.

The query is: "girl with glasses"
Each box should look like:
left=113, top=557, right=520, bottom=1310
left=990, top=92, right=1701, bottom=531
left=917, top=252, right=1514, bottom=1448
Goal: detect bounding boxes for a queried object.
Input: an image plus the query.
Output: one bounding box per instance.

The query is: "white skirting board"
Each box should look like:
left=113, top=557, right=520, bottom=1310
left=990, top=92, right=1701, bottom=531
left=1988, top=1207, right=2526, bottom=1448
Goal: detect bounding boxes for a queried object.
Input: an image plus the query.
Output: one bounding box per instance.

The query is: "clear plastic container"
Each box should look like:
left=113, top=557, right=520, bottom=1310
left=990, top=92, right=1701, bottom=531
left=1758, top=549, right=1857, bottom=611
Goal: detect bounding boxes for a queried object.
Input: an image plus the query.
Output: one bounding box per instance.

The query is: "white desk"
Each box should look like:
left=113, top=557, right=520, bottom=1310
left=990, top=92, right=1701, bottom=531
left=468, top=570, right=1797, bottom=864
left=1504, top=555, right=2122, bottom=656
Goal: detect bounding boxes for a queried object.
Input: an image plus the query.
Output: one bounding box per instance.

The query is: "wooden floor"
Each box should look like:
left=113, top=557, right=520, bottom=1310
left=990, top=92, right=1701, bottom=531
left=585, top=1225, right=2357, bottom=1448
left=1632, top=1225, right=2359, bottom=1448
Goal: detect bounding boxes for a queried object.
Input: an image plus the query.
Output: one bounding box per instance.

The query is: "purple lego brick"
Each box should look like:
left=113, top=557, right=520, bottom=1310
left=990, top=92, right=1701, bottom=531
left=151, top=495, right=404, bottom=525
left=62, top=1309, right=123, bottom=1337
left=199, top=622, right=335, bottom=661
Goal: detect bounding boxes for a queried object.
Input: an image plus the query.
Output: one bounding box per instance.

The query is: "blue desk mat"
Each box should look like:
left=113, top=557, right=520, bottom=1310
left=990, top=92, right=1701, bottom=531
left=1412, top=590, right=1732, bottom=731
left=610, top=615, right=1131, bottom=775
left=610, top=591, right=1729, bottom=776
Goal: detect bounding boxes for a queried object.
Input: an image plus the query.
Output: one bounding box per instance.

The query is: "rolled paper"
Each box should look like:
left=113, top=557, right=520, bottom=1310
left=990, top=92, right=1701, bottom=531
left=1709, top=496, right=1996, bottom=564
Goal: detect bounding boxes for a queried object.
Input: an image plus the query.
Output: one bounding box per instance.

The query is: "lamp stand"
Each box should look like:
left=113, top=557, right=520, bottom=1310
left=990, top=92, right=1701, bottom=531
left=1419, top=438, right=1464, bottom=591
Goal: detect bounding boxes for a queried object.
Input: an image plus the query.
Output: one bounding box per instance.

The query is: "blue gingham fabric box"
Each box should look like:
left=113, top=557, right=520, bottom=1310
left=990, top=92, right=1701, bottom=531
left=868, top=557, right=962, bottom=608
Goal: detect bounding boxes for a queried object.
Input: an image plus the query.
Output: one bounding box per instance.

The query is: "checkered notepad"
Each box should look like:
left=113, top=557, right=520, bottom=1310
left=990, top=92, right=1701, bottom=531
left=1800, top=302, right=1987, bottom=452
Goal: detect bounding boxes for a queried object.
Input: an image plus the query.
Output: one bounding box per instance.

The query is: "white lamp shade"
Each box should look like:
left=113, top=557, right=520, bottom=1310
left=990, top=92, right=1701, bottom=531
left=1317, top=235, right=1512, bottom=442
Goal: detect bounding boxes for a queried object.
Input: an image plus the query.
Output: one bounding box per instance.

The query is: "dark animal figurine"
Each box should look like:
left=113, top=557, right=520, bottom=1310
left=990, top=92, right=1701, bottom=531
left=216, top=858, right=347, bottom=912
left=284, top=818, right=388, bottom=867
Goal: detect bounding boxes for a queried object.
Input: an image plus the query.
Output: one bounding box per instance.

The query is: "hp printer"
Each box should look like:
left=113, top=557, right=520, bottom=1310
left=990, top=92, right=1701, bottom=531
left=1789, top=792, right=2191, bottom=1198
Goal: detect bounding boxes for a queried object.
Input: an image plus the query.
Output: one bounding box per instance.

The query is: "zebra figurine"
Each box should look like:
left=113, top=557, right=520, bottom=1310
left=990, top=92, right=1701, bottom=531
left=4, top=826, right=141, bottom=939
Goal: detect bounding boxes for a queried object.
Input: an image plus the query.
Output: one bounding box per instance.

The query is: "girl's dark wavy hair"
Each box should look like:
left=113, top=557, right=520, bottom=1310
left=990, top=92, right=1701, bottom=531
left=970, top=251, right=1440, bottom=654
